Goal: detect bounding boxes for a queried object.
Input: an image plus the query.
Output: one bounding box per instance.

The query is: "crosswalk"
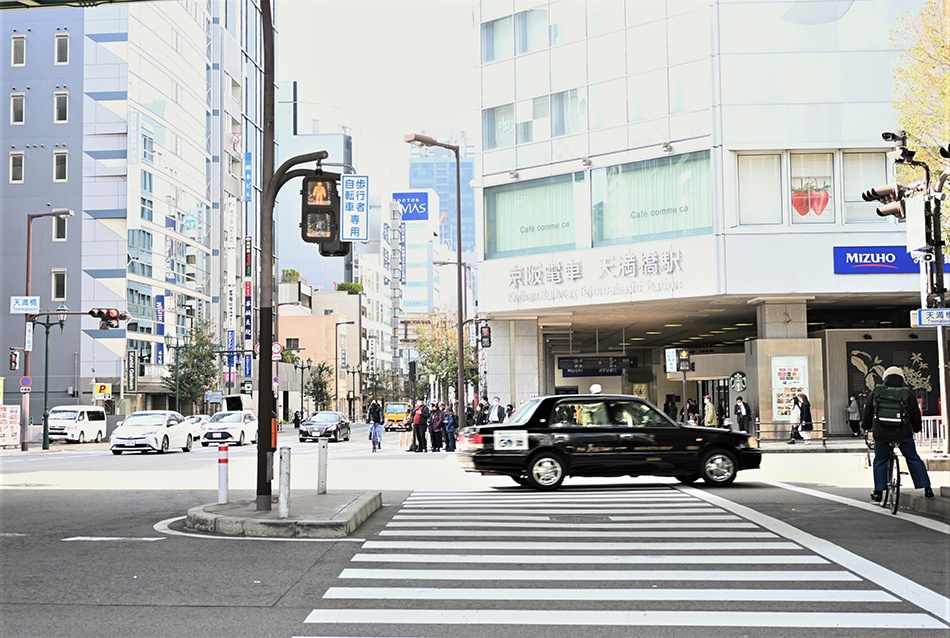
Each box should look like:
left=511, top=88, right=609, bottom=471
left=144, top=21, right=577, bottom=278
left=300, top=486, right=950, bottom=635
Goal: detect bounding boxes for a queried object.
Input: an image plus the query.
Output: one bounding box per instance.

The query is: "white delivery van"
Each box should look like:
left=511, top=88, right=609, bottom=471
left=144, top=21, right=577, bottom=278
left=47, top=405, right=108, bottom=443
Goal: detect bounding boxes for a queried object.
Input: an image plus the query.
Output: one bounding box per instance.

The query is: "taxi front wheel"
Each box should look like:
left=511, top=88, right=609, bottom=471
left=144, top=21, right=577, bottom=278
left=700, top=449, right=738, bottom=486
left=525, top=451, right=566, bottom=491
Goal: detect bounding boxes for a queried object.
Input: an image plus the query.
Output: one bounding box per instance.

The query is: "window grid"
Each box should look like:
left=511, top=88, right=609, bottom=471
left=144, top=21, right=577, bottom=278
left=54, top=34, right=68, bottom=65
left=54, top=92, right=68, bottom=123
left=11, top=94, right=24, bottom=125
left=11, top=36, right=25, bottom=66
left=53, top=151, right=67, bottom=182
left=9, top=152, right=24, bottom=183
left=53, top=215, right=67, bottom=242
left=51, top=269, right=66, bottom=301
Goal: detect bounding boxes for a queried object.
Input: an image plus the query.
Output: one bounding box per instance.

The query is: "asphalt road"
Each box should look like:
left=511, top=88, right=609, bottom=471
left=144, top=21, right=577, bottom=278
left=1, top=426, right=947, bottom=637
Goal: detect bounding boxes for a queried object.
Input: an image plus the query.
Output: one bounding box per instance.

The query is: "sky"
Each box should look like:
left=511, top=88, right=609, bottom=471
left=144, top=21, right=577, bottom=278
left=275, top=0, right=480, bottom=191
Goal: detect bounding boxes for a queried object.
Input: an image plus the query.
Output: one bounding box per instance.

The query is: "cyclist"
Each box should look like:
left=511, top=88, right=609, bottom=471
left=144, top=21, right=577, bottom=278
left=861, top=365, right=934, bottom=502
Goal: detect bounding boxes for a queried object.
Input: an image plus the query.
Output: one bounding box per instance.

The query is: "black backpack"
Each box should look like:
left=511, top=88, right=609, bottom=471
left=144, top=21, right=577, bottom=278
left=873, top=386, right=911, bottom=429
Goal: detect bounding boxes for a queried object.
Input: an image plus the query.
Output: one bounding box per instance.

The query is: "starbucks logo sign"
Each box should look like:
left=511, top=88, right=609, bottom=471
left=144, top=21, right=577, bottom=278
left=729, top=372, right=747, bottom=393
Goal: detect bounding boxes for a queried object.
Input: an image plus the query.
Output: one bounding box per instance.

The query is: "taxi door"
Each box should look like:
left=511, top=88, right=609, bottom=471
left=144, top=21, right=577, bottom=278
left=610, top=399, right=686, bottom=473
left=546, top=398, right=624, bottom=473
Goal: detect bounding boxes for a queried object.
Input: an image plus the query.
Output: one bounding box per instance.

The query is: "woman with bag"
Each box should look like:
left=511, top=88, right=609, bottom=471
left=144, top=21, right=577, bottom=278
left=799, top=393, right=814, bottom=445
left=787, top=396, right=802, bottom=445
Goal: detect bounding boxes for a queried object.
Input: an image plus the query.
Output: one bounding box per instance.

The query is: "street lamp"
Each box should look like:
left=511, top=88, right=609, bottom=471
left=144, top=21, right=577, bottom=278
left=334, top=320, right=354, bottom=412
left=35, top=304, right=69, bottom=450
left=404, top=133, right=465, bottom=412
left=343, top=363, right=362, bottom=420
left=164, top=332, right=191, bottom=413
left=293, top=356, right=312, bottom=417
left=22, top=208, right=74, bottom=451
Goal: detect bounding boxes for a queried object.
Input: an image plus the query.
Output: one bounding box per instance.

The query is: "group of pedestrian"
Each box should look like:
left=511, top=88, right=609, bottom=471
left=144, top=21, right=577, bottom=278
left=405, top=399, right=459, bottom=452
left=474, top=396, right=509, bottom=425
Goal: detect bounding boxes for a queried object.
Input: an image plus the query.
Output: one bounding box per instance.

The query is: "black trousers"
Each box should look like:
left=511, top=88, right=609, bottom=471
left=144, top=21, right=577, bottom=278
left=429, top=427, right=442, bottom=450
left=413, top=422, right=428, bottom=451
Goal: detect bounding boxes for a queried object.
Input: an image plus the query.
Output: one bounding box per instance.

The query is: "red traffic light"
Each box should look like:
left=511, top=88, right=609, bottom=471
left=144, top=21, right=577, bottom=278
left=88, top=308, right=130, bottom=329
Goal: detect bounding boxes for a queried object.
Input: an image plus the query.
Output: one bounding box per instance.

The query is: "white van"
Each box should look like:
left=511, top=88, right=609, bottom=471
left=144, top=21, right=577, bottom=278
left=47, top=406, right=108, bottom=443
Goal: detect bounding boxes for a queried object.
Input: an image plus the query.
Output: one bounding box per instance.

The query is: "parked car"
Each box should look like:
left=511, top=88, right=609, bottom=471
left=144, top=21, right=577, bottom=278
left=47, top=405, right=107, bottom=444
left=109, top=411, right=193, bottom=455
left=185, top=414, right=211, bottom=440
left=457, top=394, right=762, bottom=490
left=201, top=410, right=258, bottom=446
left=300, top=411, right=351, bottom=442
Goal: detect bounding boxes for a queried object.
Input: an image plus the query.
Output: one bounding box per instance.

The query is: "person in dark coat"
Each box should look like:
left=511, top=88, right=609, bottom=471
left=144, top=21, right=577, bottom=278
left=798, top=393, right=813, bottom=444
left=429, top=402, right=444, bottom=452
left=733, top=397, right=751, bottom=432
left=409, top=399, right=430, bottom=453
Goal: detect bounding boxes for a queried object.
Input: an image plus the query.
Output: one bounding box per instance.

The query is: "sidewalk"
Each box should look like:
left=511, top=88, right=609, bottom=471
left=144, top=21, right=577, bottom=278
left=760, top=435, right=950, bottom=472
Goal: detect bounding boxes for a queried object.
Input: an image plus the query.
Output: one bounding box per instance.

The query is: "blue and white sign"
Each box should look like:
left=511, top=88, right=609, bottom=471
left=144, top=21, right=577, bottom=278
left=917, top=308, right=950, bottom=327
left=833, top=245, right=950, bottom=274
left=243, top=152, right=252, bottom=202
left=154, top=295, right=165, bottom=336
left=24, top=321, right=33, bottom=352
left=226, top=329, right=236, bottom=367
left=494, top=430, right=528, bottom=450
left=10, top=296, right=40, bottom=314
left=244, top=353, right=252, bottom=377
left=340, top=175, right=369, bottom=241
left=392, top=191, right=429, bottom=221
left=156, top=342, right=165, bottom=366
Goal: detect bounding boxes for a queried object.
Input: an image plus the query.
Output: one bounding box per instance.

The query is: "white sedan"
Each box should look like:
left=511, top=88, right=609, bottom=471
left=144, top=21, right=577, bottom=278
left=110, top=411, right=194, bottom=455
left=201, top=410, right=258, bottom=446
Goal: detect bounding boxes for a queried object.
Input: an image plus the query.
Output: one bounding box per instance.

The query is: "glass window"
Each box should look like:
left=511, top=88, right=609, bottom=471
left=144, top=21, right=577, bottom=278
left=790, top=153, right=835, bottom=224
left=485, top=173, right=581, bottom=259
left=11, top=36, right=25, bottom=66
left=549, top=1, right=586, bottom=46
left=482, top=103, right=515, bottom=150
left=551, top=88, right=586, bottom=137
left=843, top=152, right=888, bottom=223
left=11, top=94, right=24, bottom=124
left=481, top=16, right=513, bottom=63
left=141, top=170, right=153, bottom=193
left=738, top=155, right=782, bottom=225
left=55, top=34, right=68, bottom=65
left=9, top=152, right=23, bottom=183
left=285, top=337, right=300, bottom=351
left=143, top=134, right=154, bottom=163
left=592, top=151, right=713, bottom=246
left=52, top=269, right=66, bottom=301
left=53, top=151, right=67, bottom=182
left=515, top=96, right=550, bottom=144
left=588, top=79, right=626, bottom=130
left=628, top=70, right=668, bottom=122
left=515, top=8, right=548, bottom=55
left=550, top=400, right=610, bottom=428
left=140, top=197, right=154, bottom=222
left=54, top=92, right=68, bottom=123
left=53, top=215, right=67, bottom=241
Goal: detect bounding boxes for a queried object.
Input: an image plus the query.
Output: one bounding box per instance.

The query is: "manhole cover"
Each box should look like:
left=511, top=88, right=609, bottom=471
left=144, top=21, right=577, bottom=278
left=549, top=515, right=611, bottom=523
left=789, top=506, right=841, bottom=513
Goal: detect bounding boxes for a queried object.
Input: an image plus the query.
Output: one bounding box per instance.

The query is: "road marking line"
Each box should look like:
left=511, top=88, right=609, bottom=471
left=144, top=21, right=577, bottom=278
left=378, top=529, right=777, bottom=538
left=360, top=540, right=800, bottom=551
left=351, top=553, right=828, bottom=565
left=397, top=507, right=720, bottom=514
left=62, top=536, right=165, bottom=542
left=680, top=485, right=950, bottom=625
left=339, top=568, right=859, bottom=581
left=304, top=609, right=944, bottom=628
left=392, top=513, right=740, bottom=521
left=760, top=480, right=950, bottom=535
left=324, top=586, right=891, bottom=602
left=385, top=521, right=757, bottom=529
left=0, top=532, right=28, bottom=537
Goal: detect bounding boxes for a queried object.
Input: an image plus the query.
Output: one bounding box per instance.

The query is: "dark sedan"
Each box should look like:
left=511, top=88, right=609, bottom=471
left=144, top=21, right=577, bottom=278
left=457, top=394, right=761, bottom=490
left=299, top=411, right=351, bottom=442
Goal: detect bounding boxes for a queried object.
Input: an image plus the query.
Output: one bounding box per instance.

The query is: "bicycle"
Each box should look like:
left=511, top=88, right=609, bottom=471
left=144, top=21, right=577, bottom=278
left=368, top=423, right=382, bottom=453
left=865, top=432, right=907, bottom=515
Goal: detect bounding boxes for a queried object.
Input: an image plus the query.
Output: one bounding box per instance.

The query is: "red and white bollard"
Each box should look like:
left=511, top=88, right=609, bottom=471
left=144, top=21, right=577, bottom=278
left=217, top=444, right=228, bottom=504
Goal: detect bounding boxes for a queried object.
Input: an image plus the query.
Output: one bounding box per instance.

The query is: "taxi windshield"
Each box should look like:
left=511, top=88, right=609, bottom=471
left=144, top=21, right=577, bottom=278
left=505, top=398, right=542, bottom=426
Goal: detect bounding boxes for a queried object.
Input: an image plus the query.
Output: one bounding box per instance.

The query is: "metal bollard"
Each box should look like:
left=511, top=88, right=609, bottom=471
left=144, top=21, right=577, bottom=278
left=278, top=446, right=291, bottom=518
left=217, top=445, right=228, bottom=504
left=316, top=438, right=328, bottom=494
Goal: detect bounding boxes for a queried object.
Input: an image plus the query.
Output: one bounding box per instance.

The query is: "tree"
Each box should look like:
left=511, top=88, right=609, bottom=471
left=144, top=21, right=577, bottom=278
left=281, top=268, right=300, bottom=283
left=892, top=0, right=950, bottom=176
left=411, top=313, right=477, bottom=403
left=162, top=320, right=220, bottom=412
left=304, top=361, right=333, bottom=411
left=335, top=281, right=363, bottom=294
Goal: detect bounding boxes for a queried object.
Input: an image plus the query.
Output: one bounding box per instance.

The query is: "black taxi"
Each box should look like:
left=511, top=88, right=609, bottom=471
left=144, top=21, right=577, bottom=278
left=457, top=394, right=761, bottom=490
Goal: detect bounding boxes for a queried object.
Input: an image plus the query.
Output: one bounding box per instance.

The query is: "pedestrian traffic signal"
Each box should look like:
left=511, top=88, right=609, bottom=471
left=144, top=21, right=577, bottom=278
left=676, top=348, right=691, bottom=372
left=89, top=308, right=130, bottom=329
left=861, top=183, right=906, bottom=219
left=479, top=324, right=492, bottom=348
left=9, top=349, right=19, bottom=371
left=301, top=175, right=340, bottom=244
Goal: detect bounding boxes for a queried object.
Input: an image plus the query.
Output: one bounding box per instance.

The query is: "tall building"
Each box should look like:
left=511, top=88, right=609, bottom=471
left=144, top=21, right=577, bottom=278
left=474, top=0, right=930, bottom=437
left=0, top=1, right=265, bottom=428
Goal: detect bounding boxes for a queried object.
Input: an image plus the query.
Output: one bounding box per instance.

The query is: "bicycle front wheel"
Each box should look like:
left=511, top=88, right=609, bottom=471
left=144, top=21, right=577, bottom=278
left=887, top=453, right=901, bottom=515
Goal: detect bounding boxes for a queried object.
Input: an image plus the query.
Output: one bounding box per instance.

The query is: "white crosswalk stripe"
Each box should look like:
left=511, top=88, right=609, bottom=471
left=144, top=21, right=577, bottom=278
left=301, top=487, right=950, bottom=634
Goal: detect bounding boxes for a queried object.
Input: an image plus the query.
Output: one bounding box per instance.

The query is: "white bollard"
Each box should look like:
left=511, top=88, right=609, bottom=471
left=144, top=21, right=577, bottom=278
left=217, top=444, right=228, bottom=504
left=278, top=446, right=291, bottom=519
left=316, top=438, right=328, bottom=494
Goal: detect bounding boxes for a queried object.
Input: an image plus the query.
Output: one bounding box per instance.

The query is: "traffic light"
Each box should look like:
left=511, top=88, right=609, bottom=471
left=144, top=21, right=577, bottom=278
left=300, top=173, right=350, bottom=257
left=479, top=324, right=492, bottom=348
left=676, top=348, right=691, bottom=372
left=861, top=184, right=906, bottom=219
left=9, top=349, right=19, bottom=371
left=89, top=308, right=130, bottom=329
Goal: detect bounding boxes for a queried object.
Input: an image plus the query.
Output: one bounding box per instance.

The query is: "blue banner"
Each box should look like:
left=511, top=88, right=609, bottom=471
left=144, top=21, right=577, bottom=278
left=244, top=153, right=252, bottom=202
left=392, top=191, right=429, bottom=221
left=832, top=245, right=945, bottom=274
left=227, top=329, right=236, bottom=367
left=244, top=354, right=252, bottom=377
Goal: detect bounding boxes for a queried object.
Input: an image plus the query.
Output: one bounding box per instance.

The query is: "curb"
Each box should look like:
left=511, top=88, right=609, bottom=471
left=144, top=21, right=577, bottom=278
left=184, top=491, right=382, bottom=538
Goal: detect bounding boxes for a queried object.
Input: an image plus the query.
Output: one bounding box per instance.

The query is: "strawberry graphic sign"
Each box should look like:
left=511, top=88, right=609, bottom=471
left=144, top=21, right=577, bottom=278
left=791, top=181, right=831, bottom=216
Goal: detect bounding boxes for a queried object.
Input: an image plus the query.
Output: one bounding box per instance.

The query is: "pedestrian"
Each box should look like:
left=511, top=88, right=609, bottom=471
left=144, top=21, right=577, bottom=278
left=703, top=396, right=717, bottom=427
left=505, top=404, right=514, bottom=419
left=846, top=394, right=862, bottom=437
left=443, top=405, right=458, bottom=452
left=293, top=410, right=301, bottom=430
left=681, top=398, right=698, bottom=425
left=409, top=399, right=429, bottom=453
left=475, top=401, right=488, bottom=425
left=429, top=402, right=444, bottom=452
left=799, top=393, right=813, bottom=444
left=663, top=396, right=677, bottom=419
left=465, top=405, right=475, bottom=428
left=787, top=395, right=802, bottom=445
left=862, top=365, right=934, bottom=501
left=487, top=396, right=506, bottom=423
left=733, top=396, right=751, bottom=432
left=366, top=399, right=381, bottom=426
left=717, top=398, right=729, bottom=428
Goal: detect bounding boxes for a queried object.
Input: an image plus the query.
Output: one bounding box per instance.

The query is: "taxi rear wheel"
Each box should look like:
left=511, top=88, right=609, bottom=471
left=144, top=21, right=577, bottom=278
left=700, top=449, right=738, bottom=486
left=525, top=451, right=566, bottom=491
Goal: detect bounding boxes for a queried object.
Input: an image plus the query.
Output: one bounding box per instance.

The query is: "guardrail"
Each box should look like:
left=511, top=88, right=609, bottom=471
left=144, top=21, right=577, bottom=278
left=917, top=416, right=947, bottom=452
left=752, top=419, right=828, bottom=446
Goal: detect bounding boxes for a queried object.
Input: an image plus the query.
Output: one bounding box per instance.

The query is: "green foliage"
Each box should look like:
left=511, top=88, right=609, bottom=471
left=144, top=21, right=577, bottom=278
left=281, top=269, right=300, bottom=283
left=892, top=0, right=950, bottom=179
left=280, top=349, right=298, bottom=364
left=304, top=361, right=334, bottom=411
left=162, top=321, right=220, bottom=411
left=336, top=282, right=364, bottom=294
left=411, top=313, right=478, bottom=403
